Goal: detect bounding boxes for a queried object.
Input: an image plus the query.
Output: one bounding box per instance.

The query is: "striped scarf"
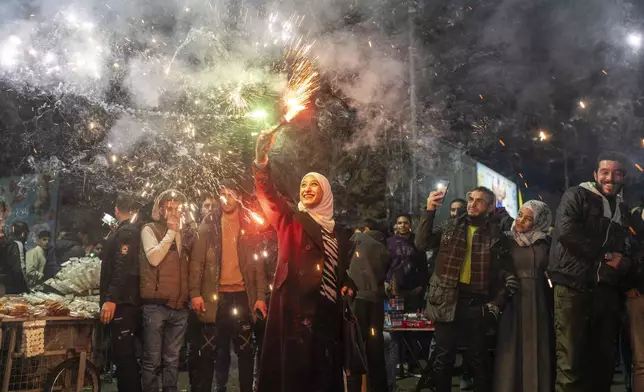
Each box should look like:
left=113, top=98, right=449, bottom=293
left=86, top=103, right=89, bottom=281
left=320, top=228, right=339, bottom=303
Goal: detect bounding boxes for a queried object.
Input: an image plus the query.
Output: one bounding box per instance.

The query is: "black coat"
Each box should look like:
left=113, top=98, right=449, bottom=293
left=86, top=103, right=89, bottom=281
left=45, top=236, right=85, bottom=279
left=99, top=220, right=141, bottom=305
left=0, top=237, right=28, bottom=294
left=348, top=230, right=390, bottom=303
left=254, top=163, right=355, bottom=392
left=547, top=185, right=631, bottom=291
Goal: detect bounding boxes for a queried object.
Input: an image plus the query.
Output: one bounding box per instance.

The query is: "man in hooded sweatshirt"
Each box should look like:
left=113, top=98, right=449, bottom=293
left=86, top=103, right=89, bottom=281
left=346, top=218, right=391, bottom=392
left=140, top=189, right=195, bottom=392
left=548, top=151, right=632, bottom=392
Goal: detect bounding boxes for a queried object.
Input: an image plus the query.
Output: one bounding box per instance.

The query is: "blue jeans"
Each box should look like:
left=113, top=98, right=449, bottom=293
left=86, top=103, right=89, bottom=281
left=141, top=304, right=189, bottom=392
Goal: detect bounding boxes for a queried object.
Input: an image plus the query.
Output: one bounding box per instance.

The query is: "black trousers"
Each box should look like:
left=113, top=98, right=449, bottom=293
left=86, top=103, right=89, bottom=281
left=433, top=295, right=490, bottom=392
left=215, top=291, right=255, bottom=392
left=189, top=292, right=255, bottom=392
left=188, top=322, right=217, bottom=392
left=110, top=304, right=142, bottom=392
left=346, top=299, right=388, bottom=392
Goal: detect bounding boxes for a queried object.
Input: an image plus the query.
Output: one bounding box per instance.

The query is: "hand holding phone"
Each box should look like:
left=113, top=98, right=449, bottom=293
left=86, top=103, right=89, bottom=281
left=427, top=180, right=450, bottom=211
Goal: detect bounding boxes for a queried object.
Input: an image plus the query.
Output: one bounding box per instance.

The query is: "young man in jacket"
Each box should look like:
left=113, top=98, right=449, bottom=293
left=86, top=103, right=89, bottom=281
left=25, top=230, right=50, bottom=288
left=387, top=214, right=428, bottom=312
left=140, top=189, right=194, bottom=392
left=346, top=218, right=391, bottom=392
left=548, top=152, right=632, bottom=392
left=416, top=186, right=516, bottom=392
left=99, top=193, right=142, bottom=392
left=188, top=188, right=266, bottom=392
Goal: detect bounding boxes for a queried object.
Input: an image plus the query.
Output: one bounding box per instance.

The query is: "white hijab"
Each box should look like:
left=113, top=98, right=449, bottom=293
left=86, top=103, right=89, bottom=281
left=507, top=200, right=552, bottom=247
left=297, top=172, right=335, bottom=233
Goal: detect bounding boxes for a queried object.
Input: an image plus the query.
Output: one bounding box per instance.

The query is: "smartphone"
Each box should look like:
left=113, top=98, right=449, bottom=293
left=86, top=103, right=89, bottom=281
left=436, top=180, right=450, bottom=196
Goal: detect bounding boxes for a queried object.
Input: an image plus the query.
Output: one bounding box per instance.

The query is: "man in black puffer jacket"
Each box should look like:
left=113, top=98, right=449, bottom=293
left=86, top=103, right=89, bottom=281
left=99, top=193, right=142, bottom=392
left=346, top=218, right=391, bottom=392
left=548, top=151, right=632, bottom=392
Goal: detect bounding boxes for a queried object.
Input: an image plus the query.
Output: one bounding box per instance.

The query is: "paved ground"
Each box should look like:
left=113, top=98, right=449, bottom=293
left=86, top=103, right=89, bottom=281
left=101, top=356, right=632, bottom=392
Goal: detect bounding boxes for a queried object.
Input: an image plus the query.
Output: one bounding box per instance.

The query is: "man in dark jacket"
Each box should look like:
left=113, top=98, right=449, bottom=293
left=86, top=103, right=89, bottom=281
left=416, top=187, right=516, bottom=392
left=346, top=218, right=390, bottom=392
left=0, top=221, right=29, bottom=294
left=188, top=188, right=266, bottom=392
left=44, top=227, right=86, bottom=278
left=387, top=214, right=428, bottom=311
left=99, top=193, right=141, bottom=392
left=548, top=152, right=632, bottom=392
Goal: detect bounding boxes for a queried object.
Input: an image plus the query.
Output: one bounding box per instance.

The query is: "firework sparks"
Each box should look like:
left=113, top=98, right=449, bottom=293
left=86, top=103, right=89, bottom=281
left=250, top=211, right=265, bottom=226
left=282, top=38, right=319, bottom=122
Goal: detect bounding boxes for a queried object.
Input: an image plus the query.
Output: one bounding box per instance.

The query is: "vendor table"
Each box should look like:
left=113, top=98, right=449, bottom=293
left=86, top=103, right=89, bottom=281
left=0, top=316, right=99, bottom=392
left=385, top=326, right=435, bottom=392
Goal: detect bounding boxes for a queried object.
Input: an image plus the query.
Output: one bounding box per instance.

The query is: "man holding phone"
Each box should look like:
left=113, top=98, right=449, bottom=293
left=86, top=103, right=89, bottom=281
left=415, top=186, right=517, bottom=392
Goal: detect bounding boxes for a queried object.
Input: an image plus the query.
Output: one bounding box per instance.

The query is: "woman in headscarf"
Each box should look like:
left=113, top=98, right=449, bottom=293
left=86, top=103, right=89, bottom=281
left=252, top=130, right=356, bottom=392
left=493, top=200, right=554, bottom=392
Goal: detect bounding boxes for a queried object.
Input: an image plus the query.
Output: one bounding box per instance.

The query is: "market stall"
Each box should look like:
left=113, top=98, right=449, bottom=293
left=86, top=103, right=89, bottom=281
left=0, top=257, right=101, bottom=392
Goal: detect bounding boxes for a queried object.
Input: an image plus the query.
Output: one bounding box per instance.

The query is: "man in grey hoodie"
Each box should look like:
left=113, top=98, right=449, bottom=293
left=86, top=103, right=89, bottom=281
left=346, top=218, right=391, bottom=392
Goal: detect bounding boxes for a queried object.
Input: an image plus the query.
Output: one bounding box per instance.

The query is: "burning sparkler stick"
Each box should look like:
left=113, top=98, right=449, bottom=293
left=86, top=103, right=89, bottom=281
left=267, top=39, right=319, bottom=135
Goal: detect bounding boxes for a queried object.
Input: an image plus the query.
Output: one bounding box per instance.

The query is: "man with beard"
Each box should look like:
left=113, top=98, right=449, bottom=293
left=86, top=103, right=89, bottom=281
left=548, top=152, right=632, bottom=392
left=140, top=189, right=194, bottom=392
left=449, top=199, right=467, bottom=218
left=188, top=188, right=266, bottom=392
left=415, top=187, right=517, bottom=392
left=99, top=193, right=142, bottom=392
left=428, top=198, right=474, bottom=391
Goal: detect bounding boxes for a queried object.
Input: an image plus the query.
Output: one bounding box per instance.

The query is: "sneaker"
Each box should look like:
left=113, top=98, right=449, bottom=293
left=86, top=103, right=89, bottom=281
left=460, top=378, right=474, bottom=391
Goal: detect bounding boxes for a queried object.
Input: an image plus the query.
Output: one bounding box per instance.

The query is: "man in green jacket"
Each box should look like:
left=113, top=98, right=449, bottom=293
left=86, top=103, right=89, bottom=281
left=188, top=188, right=266, bottom=392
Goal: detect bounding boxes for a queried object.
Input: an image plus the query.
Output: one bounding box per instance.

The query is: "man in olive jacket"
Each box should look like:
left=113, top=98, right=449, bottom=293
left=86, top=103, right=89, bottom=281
left=187, top=188, right=266, bottom=392
left=415, top=186, right=515, bottom=392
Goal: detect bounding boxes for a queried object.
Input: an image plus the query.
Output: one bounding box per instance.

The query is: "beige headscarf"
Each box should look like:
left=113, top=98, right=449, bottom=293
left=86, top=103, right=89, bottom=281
left=297, top=172, right=335, bottom=232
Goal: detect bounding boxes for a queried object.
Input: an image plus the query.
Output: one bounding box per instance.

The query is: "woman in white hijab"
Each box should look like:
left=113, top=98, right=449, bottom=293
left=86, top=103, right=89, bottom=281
left=252, top=129, right=356, bottom=392
left=493, top=200, right=554, bottom=392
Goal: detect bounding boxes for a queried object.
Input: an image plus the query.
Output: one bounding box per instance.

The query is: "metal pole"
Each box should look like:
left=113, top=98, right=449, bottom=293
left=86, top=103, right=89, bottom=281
left=408, top=2, right=418, bottom=213
left=564, top=147, right=569, bottom=189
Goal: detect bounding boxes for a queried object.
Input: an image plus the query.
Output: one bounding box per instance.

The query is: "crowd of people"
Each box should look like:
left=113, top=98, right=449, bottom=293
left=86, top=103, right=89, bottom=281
left=1, top=130, right=643, bottom=392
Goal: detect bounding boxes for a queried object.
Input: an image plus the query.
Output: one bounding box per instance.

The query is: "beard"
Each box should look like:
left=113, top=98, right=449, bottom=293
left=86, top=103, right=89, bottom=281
left=598, top=182, right=622, bottom=197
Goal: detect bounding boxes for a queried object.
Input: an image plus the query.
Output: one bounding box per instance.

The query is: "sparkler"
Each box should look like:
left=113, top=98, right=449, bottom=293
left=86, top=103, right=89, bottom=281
left=250, top=211, right=265, bottom=226
left=267, top=38, right=320, bottom=135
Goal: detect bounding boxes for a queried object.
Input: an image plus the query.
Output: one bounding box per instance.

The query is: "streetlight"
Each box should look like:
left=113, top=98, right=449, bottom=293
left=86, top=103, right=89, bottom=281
left=538, top=130, right=548, bottom=142
left=627, top=33, right=642, bottom=49
left=579, top=101, right=586, bottom=109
